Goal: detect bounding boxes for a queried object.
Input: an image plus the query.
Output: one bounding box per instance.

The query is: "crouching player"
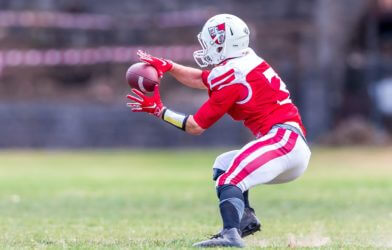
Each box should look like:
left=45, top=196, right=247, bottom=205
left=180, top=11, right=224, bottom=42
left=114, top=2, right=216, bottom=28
left=127, top=14, right=311, bottom=248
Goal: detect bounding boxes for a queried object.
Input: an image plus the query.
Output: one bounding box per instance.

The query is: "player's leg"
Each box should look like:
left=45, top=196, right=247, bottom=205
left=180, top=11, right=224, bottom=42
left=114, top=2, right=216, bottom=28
left=212, top=151, right=255, bottom=211
left=193, top=184, right=245, bottom=248
left=216, top=127, right=288, bottom=190
left=212, top=150, right=261, bottom=237
left=194, top=130, right=284, bottom=247
left=213, top=128, right=287, bottom=237
left=215, top=128, right=308, bottom=242
left=240, top=191, right=261, bottom=237
left=265, top=150, right=309, bottom=184
left=212, top=150, right=238, bottom=181
left=265, top=130, right=311, bottom=184
left=222, top=128, right=310, bottom=191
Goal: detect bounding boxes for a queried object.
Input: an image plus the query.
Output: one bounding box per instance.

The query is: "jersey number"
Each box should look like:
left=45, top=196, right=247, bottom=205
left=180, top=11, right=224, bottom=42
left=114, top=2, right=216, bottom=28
left=262, top=67, right=292, bottom=105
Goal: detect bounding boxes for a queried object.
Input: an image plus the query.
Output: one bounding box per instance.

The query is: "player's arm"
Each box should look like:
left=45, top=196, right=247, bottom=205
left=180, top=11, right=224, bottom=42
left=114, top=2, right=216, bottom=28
left=185, top=115, right=205, bottom=135
left=169, top=63, right=206, bottom=90
left=127, top=85, right=241, bottom=135
left=127, top=86, right=204, bottom=135
left=137, top=50, right=207, bottom=90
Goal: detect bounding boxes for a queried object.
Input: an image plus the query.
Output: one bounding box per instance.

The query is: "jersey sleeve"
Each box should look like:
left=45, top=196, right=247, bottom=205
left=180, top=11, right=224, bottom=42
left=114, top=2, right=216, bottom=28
left=193, top=84, right=243, bottom=129
left=201, top=70, right=210, bottom=88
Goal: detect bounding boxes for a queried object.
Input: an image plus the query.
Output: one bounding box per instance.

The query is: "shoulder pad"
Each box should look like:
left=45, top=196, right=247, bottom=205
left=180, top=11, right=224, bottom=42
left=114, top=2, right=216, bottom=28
left=207, top=63, right=244, bottom=91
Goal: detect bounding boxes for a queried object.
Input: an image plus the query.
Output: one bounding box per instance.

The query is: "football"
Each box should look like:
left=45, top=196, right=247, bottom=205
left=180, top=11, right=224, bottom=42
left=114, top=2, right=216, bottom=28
left=126, top=62, right=159, bottom=93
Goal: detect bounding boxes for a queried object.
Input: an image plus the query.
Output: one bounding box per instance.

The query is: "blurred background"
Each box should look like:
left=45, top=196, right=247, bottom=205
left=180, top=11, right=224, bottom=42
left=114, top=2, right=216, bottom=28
left=0, top=0, right=391, bottom=148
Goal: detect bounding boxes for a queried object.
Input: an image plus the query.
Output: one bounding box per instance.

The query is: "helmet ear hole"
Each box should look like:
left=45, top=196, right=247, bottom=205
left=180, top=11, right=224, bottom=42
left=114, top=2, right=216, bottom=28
left=217, top=47, right=223, bottom=53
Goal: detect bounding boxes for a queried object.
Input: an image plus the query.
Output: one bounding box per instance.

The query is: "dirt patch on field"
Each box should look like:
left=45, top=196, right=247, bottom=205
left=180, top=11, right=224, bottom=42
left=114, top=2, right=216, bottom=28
left=248, top=238, right=270, bottom=248
left=247, top=232, right=331, bottom=248
left=287, top=233, right=331, bottom=248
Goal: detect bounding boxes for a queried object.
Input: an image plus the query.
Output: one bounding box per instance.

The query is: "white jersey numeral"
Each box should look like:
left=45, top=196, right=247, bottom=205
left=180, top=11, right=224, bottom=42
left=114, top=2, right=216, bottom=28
left=262, top=67, right=292, bottom=105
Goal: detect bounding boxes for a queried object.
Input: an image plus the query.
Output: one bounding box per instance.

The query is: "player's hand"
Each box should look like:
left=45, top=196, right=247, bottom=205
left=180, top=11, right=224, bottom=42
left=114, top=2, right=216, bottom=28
left=127, top=85, right=164, bottom=117
left=137, top=50, right=173, bottom=78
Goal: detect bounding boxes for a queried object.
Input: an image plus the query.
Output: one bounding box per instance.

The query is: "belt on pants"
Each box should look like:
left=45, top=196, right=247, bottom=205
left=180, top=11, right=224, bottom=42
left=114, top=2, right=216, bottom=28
left=272, top=124, right=307, bottom=144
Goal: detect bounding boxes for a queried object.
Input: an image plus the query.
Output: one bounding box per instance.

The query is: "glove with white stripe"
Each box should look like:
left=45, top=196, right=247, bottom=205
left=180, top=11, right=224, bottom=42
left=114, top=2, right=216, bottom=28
left=137, top=50, right=173, bottom=78
left=127, top=85, right=190, bottom=131
left=127, top=85, right=164, bottom=117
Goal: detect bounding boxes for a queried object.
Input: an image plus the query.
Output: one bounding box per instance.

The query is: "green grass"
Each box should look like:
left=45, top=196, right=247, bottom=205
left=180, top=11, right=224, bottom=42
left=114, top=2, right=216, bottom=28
left=0, top=147, right=391, bottom=249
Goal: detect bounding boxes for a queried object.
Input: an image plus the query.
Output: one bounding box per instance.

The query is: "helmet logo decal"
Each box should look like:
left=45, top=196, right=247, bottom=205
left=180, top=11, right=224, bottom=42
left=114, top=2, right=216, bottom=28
left=208, top=23, right=226, bottom=45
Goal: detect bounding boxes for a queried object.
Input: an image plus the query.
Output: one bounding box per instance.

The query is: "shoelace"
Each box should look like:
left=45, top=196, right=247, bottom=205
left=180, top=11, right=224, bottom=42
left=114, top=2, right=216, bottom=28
left=209, top=233, right=223, bottom=239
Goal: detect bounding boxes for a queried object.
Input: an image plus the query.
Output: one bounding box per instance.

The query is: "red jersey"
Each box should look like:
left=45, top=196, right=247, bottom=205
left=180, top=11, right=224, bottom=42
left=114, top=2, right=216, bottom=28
left=193, top=48, right=306, bottom=138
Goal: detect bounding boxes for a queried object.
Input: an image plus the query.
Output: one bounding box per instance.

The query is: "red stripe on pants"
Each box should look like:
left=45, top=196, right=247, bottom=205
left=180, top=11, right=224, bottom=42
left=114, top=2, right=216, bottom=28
left=229, top=131, right=299, bottom=186
left=218, top=128, right=285, bottom=186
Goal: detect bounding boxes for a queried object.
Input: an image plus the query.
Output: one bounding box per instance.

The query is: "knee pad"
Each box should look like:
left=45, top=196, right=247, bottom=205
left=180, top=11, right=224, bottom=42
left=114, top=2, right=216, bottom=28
left=212, top=168, right=225, bottom=181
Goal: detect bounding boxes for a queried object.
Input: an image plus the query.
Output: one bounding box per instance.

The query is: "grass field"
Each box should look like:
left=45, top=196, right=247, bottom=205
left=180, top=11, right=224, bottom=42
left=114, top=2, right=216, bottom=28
left=0, top=147, right=391, bottom=249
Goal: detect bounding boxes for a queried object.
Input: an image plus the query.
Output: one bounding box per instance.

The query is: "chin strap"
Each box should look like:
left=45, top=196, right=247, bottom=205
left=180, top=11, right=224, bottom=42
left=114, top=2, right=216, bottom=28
left=161, top=108, right=189, bottom=131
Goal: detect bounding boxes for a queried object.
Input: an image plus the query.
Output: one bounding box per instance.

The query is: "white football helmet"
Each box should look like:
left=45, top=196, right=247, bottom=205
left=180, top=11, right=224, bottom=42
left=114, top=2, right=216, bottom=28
left=193, top=14, right=250, bottom=68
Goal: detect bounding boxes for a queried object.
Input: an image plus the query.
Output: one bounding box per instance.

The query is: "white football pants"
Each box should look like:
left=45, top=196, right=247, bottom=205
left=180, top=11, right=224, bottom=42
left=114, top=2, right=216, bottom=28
left=214, top=127, right=311, bottom=192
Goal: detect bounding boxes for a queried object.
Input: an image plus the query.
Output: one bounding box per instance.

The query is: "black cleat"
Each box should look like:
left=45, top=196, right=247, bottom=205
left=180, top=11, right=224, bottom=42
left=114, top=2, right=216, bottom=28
left=240, top=207, right=261, bottom=237
left=206, top=207, right=261, bottom=243
left=193, top=228, right=244, bottom=248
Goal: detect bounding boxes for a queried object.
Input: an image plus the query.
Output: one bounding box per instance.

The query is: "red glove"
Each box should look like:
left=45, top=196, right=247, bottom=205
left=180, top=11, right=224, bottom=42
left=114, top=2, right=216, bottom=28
left=137, top=50, right=173, bottom=78
left=127, top=85, right=164, bottom=117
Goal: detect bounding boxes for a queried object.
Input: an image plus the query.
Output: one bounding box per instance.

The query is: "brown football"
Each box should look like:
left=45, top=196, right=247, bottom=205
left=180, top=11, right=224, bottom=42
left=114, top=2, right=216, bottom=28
left=126, top=62, right=159, bottom=93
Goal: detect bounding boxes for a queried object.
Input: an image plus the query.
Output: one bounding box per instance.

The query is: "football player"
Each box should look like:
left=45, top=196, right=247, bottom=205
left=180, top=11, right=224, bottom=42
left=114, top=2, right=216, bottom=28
left=127, top=14, right=311, bottom=248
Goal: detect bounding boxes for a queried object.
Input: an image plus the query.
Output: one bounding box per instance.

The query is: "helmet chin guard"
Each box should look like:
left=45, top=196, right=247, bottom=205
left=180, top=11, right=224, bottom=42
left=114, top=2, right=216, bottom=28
left=193, top=49, right=210, bottom=68
left=193, top=14, right=250, bottom=68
